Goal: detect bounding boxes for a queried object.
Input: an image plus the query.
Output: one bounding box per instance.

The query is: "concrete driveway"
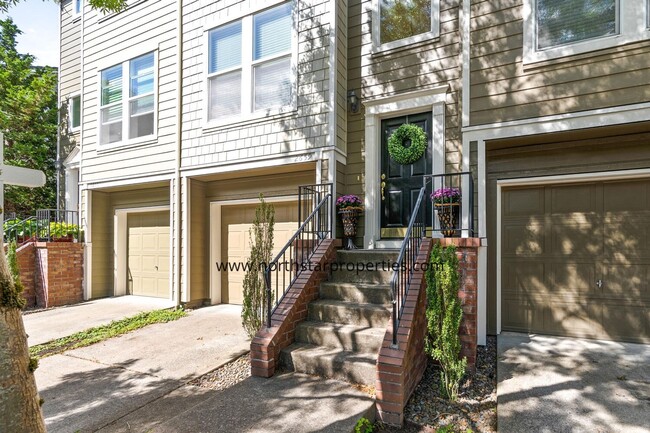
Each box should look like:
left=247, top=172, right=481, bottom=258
left=498, top=332, right=650, bottom=433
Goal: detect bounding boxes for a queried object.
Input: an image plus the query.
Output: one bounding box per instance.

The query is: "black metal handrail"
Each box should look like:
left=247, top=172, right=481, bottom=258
left=3, top=210, right=80, bottom=244
left=264, top=184, right=333, bottom=328
left=390, top=186, right=426, bottom=347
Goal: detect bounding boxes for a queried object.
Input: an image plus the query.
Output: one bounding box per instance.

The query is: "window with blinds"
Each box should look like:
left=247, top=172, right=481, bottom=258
left=207, top=2, right=294, bottom=122
left=100, top=52, right=156, bottom=145
left=536, top=0, right=618, bottom=49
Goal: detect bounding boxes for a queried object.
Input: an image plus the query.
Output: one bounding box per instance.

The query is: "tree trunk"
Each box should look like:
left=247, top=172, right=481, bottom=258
left=0, top=307, right=46, bottom=433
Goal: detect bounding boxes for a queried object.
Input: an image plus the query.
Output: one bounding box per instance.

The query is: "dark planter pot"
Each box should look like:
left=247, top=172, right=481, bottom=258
left=434, top=202, right=460, bottom=237
left=338, top=208, right=361, bottom=250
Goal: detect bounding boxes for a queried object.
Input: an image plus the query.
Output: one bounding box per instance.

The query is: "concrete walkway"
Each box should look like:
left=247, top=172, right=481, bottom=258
left=24, top=296, right=174, bottom=346
left=498, top=332, right=650, bottom=433
left=34, top=303, right=374, bottom=433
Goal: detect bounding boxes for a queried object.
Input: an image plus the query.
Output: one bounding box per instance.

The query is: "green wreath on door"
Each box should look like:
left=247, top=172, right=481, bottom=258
left=387, top=124, right=428, bottom=165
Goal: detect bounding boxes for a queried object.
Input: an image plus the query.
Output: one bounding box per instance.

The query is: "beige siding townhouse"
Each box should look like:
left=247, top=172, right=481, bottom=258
left=465, top=0, right=650, bottom=344
left=59, top=0, right=650, bottom=350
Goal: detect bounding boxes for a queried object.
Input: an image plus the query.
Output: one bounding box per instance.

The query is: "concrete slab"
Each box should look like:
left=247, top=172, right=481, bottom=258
left=498, top=332, right=650, bottom=433
left=24, top=296, right=173, bottom=346
left=67, top=305, right=249, bottom=381
left=36, top=354, right=181, bottom=433
left=99, top=373, right=376, bottom=433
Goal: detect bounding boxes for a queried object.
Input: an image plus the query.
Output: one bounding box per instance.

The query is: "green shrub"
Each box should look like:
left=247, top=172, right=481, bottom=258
left=241, top=194, right=275, bottom=338
left=354, top=417, right=374, bottom=433
left=425, top=243, right=467, bottom=401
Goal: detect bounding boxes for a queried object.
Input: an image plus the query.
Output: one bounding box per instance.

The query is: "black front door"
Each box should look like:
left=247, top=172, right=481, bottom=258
left=380, top=113, right=433, bottom=238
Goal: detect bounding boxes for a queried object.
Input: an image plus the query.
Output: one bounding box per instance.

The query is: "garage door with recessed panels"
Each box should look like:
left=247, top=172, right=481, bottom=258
left=501, top=179, right=650, bottom=343
left=221, top=202, right=299, bottom=304
left=127, top=211, right=170, bottom=298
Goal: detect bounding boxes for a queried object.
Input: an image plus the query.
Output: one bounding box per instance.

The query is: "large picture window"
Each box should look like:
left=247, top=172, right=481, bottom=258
left=524, top=0, right=650, bottom=62
left=207, top=2, right=294, bottom=122
left=536, top=0, right=617, bottom=49
left=374, top=0, right=439, bottom=50
left=100, top=52, right=156, bottom=145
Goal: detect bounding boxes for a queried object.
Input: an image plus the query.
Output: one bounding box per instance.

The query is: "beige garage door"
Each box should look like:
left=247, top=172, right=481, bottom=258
left=221, top=202, right=299, bottom=304
left=127, top=211, right=170, bottom=298
left=502, top=179, right=650, bottom=343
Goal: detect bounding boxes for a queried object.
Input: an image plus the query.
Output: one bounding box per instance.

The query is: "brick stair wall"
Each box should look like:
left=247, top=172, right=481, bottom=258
left=376, top=237, right=480, bottom=426
left=16, top=242, right=84, bottom=309
left=251, top=238, right=341, bottom=378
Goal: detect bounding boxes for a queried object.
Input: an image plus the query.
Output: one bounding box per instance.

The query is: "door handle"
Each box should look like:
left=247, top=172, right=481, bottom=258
left=596, top=279, right=603, bottom=288
left=381, top=174, right=386, bottom=200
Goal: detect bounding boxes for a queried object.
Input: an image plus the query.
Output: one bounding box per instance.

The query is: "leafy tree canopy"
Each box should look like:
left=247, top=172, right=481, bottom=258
left=0, top=18, right=57, bottom=216
left=0, top=0, right=127, bottom=14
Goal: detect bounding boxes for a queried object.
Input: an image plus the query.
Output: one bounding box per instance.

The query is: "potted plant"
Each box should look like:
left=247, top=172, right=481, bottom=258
left=49, top=222, right=79, bottom=242
left=336, top=194, right=363, bottom=249
left=431, top=187, right=461, bottom=237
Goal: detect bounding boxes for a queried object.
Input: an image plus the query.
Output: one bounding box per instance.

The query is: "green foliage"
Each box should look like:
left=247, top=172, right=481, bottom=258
left=0, top=18, right=57, bottom=215
left=48, top=222, right=79, bottom=238
left=6, top=240, right=24, bottom=295
left=0, top=0, right=127, bottom=13
left=425, top=244, right=467, bottom=401
left=30, top=308, right=187, bottom=359
left=354, top=417, right=374, bottom=433
left=28, top=357, right=38, bottom=372
left=241, top=195, right=275, bottom=338
left=379, top=0, right=432, bottom=44
left=0, top=239, right=25, bottom=309
left=387, top=123, right=428, bottom=165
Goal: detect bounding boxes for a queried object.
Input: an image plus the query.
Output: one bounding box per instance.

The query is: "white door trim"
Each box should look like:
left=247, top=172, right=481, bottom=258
left=496, top=168, right=650, bottom=334
left=362, top=85, right=448, bottom=249
left=114, top=205, right=172, bottom=299
left=209, top=195, right=297, bottom=305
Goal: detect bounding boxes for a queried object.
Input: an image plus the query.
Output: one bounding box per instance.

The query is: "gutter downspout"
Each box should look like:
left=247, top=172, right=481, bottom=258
left=174, top=0, right=183, bottom=308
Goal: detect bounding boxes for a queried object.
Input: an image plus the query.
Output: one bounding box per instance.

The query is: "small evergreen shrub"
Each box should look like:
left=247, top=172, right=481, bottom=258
left=241, top=194, right=275, bottom=338
left=425, top=243, right=467, bottom=401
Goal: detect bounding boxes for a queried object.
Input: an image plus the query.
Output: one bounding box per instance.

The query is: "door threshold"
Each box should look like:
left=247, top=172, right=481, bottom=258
left=374, top=239, right=402, bottom=249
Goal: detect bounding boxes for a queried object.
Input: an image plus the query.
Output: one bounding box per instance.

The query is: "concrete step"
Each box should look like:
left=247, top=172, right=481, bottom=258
left=279, top=343, right=378, bottom=386
left=319, top=282, right=392, bottom=304
left=330, top=249, right=400, bottom=285
left=295, top=321, right=386, bottom=353
left=308, top=300, right=391, bottom=328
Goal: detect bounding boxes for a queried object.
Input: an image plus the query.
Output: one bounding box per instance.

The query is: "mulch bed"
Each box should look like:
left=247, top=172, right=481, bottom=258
left=377, top=336, right=497, bottom=433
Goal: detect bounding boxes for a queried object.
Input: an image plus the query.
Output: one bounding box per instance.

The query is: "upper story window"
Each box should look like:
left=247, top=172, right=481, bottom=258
left=524, top=0, right=650, bottom=63
left=373, top=0, right=440, bottom=52
left=207, top=2, right=294, bottom=123
left=69, top=94, right=81, bottom=132
left=100, top=52, right=156, bottom=146
left=73, top=0, right=82, bottom=17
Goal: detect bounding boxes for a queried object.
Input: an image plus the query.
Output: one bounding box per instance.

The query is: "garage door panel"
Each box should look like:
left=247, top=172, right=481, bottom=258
left=604, top=264, right=649, bottom=299
left=551, top=223, right=602, bottom=257
left=550, top=184, right=599, bottom=215
left=551, top=263, right=597, bottom=296
left=545, top=302, right=603, bottom=338
left=503, top=261, right=546, bottom=296
left=604, top=180, right=650, bottom=212
left=503, top=224, right=544, bottom=255
left=503, top=187, right=545, bottom=216
left=604, top=220, right=650, bottom=259
left=502, top=298, right=544, bottom=331
left=602, top=304, right=647, bottom=342
left=127, top=211, right=170, bottom=298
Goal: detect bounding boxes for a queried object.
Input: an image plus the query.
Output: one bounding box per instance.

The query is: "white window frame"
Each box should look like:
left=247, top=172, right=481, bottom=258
left=523, top=0, right=650, bottom=64
left=203, top=0, right=298, bottom=129
left=371, top=0, right=441, bottom=53
left=97, top=51, right=158, bottom=149
left=68, top=93, right=81, bottom=133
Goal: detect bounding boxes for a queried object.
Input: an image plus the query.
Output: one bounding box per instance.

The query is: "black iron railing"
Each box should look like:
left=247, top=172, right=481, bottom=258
left=390, top=171, right=475, bottom=346
left=424, top=172, right=475, bottom=238
left=390, top=186, right=426, bottom=347
left=3, top=209, right=80, bottom=244
left=265, top=184, right=333, bottom=327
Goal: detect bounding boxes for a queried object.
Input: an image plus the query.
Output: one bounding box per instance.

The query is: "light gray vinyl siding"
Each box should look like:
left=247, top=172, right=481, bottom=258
left=180, top=0, right=336, bottom=169
left=59, top=0, right=81, bottom=157
left=79, top=0, right=178, bottom=184
left=469, top=0, right=650, bottom=125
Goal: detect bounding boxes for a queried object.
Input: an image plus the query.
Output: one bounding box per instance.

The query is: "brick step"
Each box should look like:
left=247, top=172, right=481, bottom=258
left=319, top=282, right=392, bottom=304
left=279, top=343, right=378, bottom=386
left=308, top=300, right=391, bottom=328
left=295, top=321, right=386, bottom=353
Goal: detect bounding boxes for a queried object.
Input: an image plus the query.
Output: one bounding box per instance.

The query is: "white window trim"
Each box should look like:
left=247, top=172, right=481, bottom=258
left=97, top=50, right=159, bottom=150
left=202, top=1, right=298, bottom=129
left=68, top=92, right=81, bottom=133
left=523, top=0, right=650, bottom=65
left=371, top=0, right=441, bottom=53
